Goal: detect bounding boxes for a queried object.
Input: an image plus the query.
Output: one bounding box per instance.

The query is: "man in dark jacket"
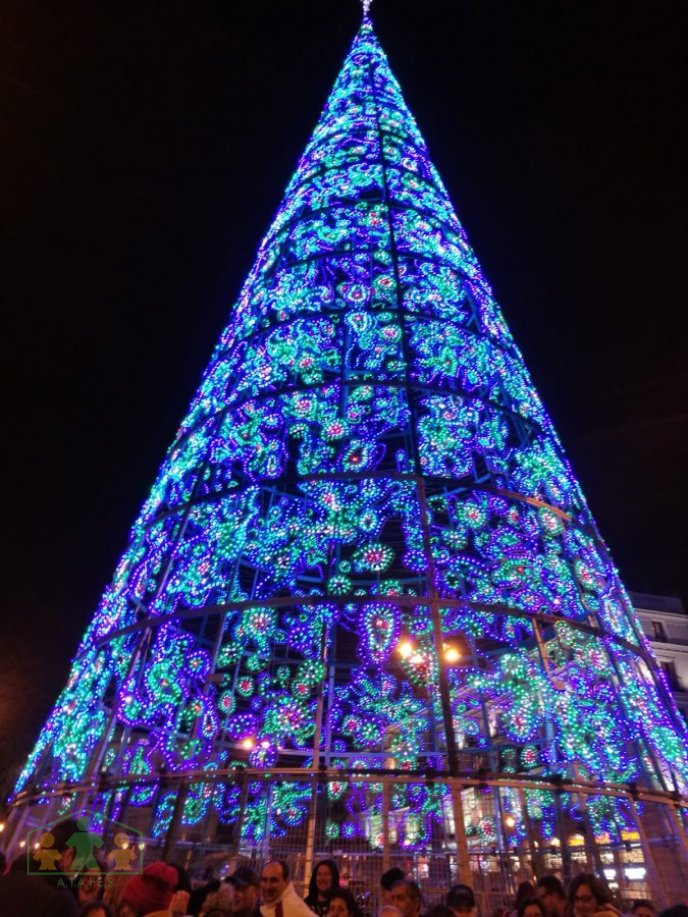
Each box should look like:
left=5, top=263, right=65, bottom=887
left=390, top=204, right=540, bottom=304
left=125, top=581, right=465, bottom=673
left=228, top=865, right=262, bottom=917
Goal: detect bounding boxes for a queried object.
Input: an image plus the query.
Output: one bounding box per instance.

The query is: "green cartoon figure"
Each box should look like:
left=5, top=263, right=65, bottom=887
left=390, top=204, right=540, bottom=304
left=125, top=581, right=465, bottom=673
left=65, top=818, right=103, bottom=871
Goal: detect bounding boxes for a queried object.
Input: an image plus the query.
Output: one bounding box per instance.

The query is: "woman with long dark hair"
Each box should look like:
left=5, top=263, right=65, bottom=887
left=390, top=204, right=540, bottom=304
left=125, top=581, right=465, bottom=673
left=305, top=860, right=340, bottom=917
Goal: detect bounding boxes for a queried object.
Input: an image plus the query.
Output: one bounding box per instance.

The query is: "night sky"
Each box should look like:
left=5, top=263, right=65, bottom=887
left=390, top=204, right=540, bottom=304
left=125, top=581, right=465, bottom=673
left=2, top=0, right=687, bottom=789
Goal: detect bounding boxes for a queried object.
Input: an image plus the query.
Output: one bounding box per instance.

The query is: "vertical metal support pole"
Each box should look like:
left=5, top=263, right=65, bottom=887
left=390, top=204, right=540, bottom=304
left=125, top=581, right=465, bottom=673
left=261, top=782, right=274, bottom=862
left=163, top=611, right=228, bottom=860
left=581, top=807, right=604, bottom=877
left=101, top=731, right=136, bottom=833
left=552, top=789, right=572, bottom=884
left=304, top=775, right=318, bottom=895
left=611, top=842, right=625, bottom=889
left=162, top=780, right=190, bottom=862
left=311, top=626, right=328, bottom=773
left=369, top=55, right=460, bottom=777
left=323, top=661, right=336, bottom=771
left=571, top=774, right=604, bottom=876
left=203, top=804, right=219, bottom=847
left=649, top=800, right=688, bottom=900
left=86, top=633, right=147, bottom=788
left=627, top=797, right=668, bottom=911
left=492, top=784, right=508, bottom=857
left=382, top=776, right=391, bottom=873
left=595, top=634, right=675, bottom=795
left=491, top=785, right=514, bottom=896
left=305, top=623, right=329, bottom=883
left=669, top=804, right=688, bottom=858
left=231, top=772, right=249, bottom=864
left=518, top=787, right=541, bottom=878
left=119, top=783, right=136, bottom=839
left=449, top=777, right=472, bottom=886
left=532, top=615, right=570, bottom=883
left=416, top=479, right=460, bottom=774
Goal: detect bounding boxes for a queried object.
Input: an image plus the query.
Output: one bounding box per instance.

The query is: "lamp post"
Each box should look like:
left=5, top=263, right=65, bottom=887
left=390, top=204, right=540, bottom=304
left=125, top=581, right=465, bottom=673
left=394, top=636, right=471, bottom=885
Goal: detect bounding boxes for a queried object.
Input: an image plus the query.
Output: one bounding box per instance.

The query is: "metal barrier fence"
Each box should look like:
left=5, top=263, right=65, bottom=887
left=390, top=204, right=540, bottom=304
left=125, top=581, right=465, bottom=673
left=4, top=768, right=687, bottom=908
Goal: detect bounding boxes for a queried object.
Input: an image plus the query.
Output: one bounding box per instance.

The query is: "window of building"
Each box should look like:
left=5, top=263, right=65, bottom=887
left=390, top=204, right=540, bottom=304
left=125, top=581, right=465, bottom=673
left=652, top=620, right=667, bottom=641
left=660, top=660, right=680, bottom=689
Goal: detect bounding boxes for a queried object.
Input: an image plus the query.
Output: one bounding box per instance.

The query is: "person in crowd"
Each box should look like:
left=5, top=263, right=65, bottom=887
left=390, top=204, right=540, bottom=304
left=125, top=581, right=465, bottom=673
left=74, top=867, right=107, bottom=911
left=378, top=906, right=403, bottom=917
left=517, top=899, right=546, bottom=917
left=202, top=906, right=231, bottom=917
left=514, top=884, right=536, bottom=914
left=428, top=906, right=459, bottom=917
left=170, top=864, right=192, bottom=891
left=170, top=887, right=192, bottom=914
left=0, top=817, right=81, bottom=916
left=118, top=860, right=179, bottom=916
left=226, top=865, right=262, bottom=917
left=447, top=885, right=476, bottom=917
left=169, top=864, right=192, bottom=915
left=632, top=902, right=655, bottom=917
left=305, top=860, right=340, bottom=917
left=79, top=903, right=114, bottom=917
left=568, top=874, right=618, bottom=917
left=103, top=874, right=131, bottom=913
left=535, top=877, right=566, bottom=917
left=189, top=879, right=222, bottom=916
left=390, top=879, right=421, bottom=917
left=200, top=884, right=232, bottom=917
left=657, top=908, right=688, bottom=917
left=260, top=860, right=313, bottom=917
left=380, top=868, right=405, bottom=906
left=326, top=888, right=362, bottom=917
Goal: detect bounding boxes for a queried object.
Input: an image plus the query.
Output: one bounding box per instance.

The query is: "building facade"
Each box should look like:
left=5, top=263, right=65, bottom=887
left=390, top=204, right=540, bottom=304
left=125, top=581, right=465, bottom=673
left=632, top=592, right=688, bottom=726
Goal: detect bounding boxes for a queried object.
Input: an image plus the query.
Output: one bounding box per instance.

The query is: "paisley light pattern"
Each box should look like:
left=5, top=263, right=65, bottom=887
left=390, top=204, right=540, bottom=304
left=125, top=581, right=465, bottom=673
left=10, top=16, right=687, bottom=857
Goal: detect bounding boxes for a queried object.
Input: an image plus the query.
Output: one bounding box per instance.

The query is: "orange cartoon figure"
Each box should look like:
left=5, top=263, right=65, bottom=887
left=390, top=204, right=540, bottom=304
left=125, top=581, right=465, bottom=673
left=108, top=832, right=138, bottom=871
left=33, top=832, right=62, bottom=871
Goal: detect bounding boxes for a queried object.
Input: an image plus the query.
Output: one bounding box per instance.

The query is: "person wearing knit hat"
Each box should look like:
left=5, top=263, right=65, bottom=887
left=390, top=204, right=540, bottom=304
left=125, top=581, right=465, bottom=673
left=119, top=861, right=178, bottom=916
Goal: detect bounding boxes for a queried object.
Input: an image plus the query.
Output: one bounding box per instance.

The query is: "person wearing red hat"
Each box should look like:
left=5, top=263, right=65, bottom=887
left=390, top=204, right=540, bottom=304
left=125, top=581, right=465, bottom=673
left=119, top=861, right=179, bottom=916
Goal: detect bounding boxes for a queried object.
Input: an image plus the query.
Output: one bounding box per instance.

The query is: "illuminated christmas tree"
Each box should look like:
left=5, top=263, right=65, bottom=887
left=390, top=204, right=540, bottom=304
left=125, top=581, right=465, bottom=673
left=5, top=6, right=688, bottom=900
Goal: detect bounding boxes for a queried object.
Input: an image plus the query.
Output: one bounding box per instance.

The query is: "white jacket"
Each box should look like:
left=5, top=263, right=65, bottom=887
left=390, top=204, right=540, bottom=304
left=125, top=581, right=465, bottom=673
left=261, top=882, right=314, bottom=917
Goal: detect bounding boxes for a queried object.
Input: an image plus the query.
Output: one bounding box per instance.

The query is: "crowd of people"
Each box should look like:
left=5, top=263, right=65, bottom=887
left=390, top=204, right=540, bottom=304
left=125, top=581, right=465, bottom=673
left=0, top=823, right=687, bottom=917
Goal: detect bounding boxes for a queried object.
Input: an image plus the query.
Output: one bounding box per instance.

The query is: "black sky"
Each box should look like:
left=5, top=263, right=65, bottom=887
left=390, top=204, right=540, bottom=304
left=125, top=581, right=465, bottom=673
left=1, top=0, right=687, bottom=789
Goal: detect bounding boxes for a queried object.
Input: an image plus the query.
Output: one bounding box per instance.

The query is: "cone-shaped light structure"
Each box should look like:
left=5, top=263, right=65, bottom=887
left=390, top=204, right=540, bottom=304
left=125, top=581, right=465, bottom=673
left=6, top=17, right=688, bottom=899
